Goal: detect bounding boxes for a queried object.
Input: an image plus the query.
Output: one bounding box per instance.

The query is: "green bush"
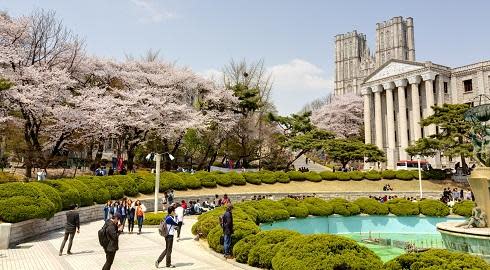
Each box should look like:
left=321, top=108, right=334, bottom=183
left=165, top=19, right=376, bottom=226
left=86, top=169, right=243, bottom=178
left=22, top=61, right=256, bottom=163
left=137, top=177, right=155, bottom=194
left=271, top=234, right=384, bottom=270
left=64, top=179, right=94, bottom=207
left=395, top=170, right=414, bottom=180
left=207, top=220, right=260, bottom=253
left=335, top=172, right=351, bottom=181
left=279, top=198, right=309, bottom=218
left=384, top=249, right=489, bottom=270
left=246, top=230, right=300, bottom=269
left=243, top=172, right=261, bottom=185
left=29, top=182, right=63, bottom=212
left=215, top=173, right=233, bottom=186
left=319, top=171, right=337, bottom=180
left=353, top=197, right=389, bottom=215
left=387, top=198, right=419, bottom=216
left=44, top=180, right=81, bottom=209
left=194, top=171, right=217, bottom=188
left=77, top=177, right=111, bottom=204
left=111, top=175, right=139, bottom=196
left=274, top=171, right=290, bottom=183
left=304, top=172, right=322, bottom=182
left=233, top=234, right=260, bottom=263
left=418, top=199, right=450, bottom=217
left=287, top=171, right=305, bottom=181
left=228, top=171, right=246, bottom=185
left=102, top=178, right=125, bottom=199
left=422, top=169, right=446, bottom=180
left=327, top=198, right=360, bottom=216
left=381, top=169, right=396, bottom=179
left=179, top=173, right=201, bottom=189
left=0, top=172, right=22, bottom=184
left=160, top=172, right=187, bottom=191
left=249, top=199, right=290, bottom=223
left=143, top=212, right=165, bottom=225
left=302, top=197, right=334, bottom=216
left=0, top=196, right=56, bottom=223
left=259, top=171, right=277, bottom=184
left=365, top=170, right=381, bottom=180
left=348, top=171, right=364, bottom=181
left=453, top=200, right=475, bottom=217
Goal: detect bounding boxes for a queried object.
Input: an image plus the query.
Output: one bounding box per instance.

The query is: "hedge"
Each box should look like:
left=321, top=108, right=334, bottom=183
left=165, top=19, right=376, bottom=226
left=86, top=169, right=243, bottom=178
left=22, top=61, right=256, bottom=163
left=143, top=212, right=165, bottom=225
left=43, top=180, right=81, bottom=210
left=30, top=182, right=63, bottom=212
left=215, top=173, right=233, bottom=187
left=287, top=171, right=305, bottom=181
left=319, top=171, right=337, bottom=180
left=353, top=197, right=389, bottom=215
left=0, top=171, right=22, bottom=184
left=207, top=220, right=260, bottom=253
left=103, top=178, right=125, bottom=199
left=387, top=198, right=419, bottom=216
left=111, top=175, right=139, bottom=196
left=228, top=171, right=246, bottom=185
left=381, top=169, right=396, bottom=179
left=279, top=198, right=309, bottom=218
left=327, top=198, right=360, bottom=216
left=335, top=172, right=351, bottom=181
left=304, top=172, right=322, bottom=182
left=64, top=179, right=94, bottom=207
left=274, top=171, right=290, bottom=183
left=194, top=171, right=217, bottom=188
left=348, top=171, right=364, bottom=181
left=243, top=172, right=261, bottom=185
left=422, top=169, right=446, bottom=180
left=453, top=200, right=475, bottom=217
left=418, top=199, right=450, bottom=217
left=384, top=249, right=489, bottom=270
left=77, top=177, right=111, bottom=204
left=395, top=170, right=414, bottom=180
left=160, top=172, right=187, bottom=191
left=259, top=171, right=277, bottom=184
left=365, top=170, right=381, bottom=180
left=179, top=173, right=201, bottom=189
left=302, top=197, right=333, bottom=216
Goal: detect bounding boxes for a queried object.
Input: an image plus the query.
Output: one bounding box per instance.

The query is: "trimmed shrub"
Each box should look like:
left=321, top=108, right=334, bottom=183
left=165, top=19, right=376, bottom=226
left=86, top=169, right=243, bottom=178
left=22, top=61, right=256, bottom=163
left=302, top=197, right=334, bottom=216
left=249, top=199, right=290, bottom=223
left=143, top=212, right=165, bottom=225
left=453, top=200, right=475, bottom=217
left=259, top=171, right=277, bottom=184
left=233, top=234, right=260, bottom=263
left=353, top=197, right=389, bottom=215
left=64, top=180, right=94, bottom=207
left=319, top=171, right=337, bottom=180
left=386, top=198, right=419, bottom=216
left=0, top=172, right=22, bottom=184
left=419, top=199, right=450, bottom=217
left=103, top=178, right=125, bottom=199
left=215, top=173, right=233, bottom=187
left=228, top=171, right=246, bottom=185
left=44, top=180, right=81, bottom=209
left=304, top=172, right=322, bottom=182
left=274, top=171, right=290, bottom=183
left=381, top=169, right=396, bottom=179
left=335, top=172, right=351, bottom=181
left=348, top=171, right=364, bottom=181
left=287, top=171, right=305, bottom=181
left=271, top=234, right=384, bottom=270
left=194, top=171, right=217, bottom=188
left=208, top=220, right=260, bottom=253
left=243, top=172, right=261, bottom=185
left=111, top=175, right=139, bottom=196
left=327, top=198, right=360, bottom=216
left=395, top=170, right=414, bottom=180
left=246, top=230, right=300, bottom=269
left=279, top=198, right=309, bottom=218
left=422, top=169, right=446, bottom=180
left=30, top=182, right=63, bottom=212
left=384, top=249, right=489, bottom=270
left=137, top=178, right=155, bottom=194
left=180, top=173, right=201, bottom=189
left=160, top=172, right=187, bottom=191
left=0, top=196, right=56, bottom=223
left=77, top=177, right=111, bottom=204
left=365, top=170, right=381, bottom=180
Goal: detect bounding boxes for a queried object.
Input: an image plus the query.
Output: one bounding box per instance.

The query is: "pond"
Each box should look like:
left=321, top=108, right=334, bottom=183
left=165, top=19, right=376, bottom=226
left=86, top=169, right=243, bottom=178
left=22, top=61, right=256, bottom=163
left=260, top=215, right=465, bottom=262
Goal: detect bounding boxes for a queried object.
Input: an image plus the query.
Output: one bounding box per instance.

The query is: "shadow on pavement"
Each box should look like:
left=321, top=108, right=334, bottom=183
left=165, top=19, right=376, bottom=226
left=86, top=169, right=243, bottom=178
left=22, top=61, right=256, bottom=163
left=174, top=262, right=194, bottom=267
left=69, top=250, right=95, bottom=255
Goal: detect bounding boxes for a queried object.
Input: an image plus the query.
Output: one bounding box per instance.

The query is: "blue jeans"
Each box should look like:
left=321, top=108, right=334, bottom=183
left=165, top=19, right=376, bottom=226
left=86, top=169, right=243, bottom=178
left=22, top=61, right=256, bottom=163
left=137, top=216, right=144, bottom=233
left=223, top=234, right=232, bottom=255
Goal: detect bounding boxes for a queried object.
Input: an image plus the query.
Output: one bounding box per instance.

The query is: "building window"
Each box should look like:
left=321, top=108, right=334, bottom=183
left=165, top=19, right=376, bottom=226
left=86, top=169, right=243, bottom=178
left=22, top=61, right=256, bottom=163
left=443, top=82, right=448, bottom=94
left=463, top=79, right=473, bottom=92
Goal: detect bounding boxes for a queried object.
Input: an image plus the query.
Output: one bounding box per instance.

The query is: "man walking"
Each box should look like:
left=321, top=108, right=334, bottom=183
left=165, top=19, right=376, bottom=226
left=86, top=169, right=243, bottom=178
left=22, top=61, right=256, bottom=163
left=175, top=203, right=184, bottom=241
left=59, top=204, right=80, bottom=256
left=103, top=213, right=122, bottom=270
left=155, top=206, right=179, bottom=268
left=223, top=204, right=234, bottom=259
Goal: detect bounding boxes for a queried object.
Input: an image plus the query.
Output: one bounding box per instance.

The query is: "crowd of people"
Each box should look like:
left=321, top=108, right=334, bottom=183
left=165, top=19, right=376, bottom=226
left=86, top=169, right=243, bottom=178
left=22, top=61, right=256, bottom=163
left=103, top=198, right=146, bottom=234
left=441, top=187, right=474, bottom=206
left=382, top=184, right=393, bottom=191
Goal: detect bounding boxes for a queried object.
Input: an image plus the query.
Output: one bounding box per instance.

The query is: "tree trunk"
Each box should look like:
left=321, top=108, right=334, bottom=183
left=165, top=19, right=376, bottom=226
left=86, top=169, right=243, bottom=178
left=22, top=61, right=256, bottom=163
left=94, top=143, right=104, bottom=164
left=286, top=150, right=307, bottom=169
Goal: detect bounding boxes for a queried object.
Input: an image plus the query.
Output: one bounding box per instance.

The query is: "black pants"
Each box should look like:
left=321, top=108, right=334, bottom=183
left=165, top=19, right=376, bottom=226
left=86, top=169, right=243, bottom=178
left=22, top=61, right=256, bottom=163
left=102, top=251, right=116, bottom=270
left=59, top=231, right=75, bottom=253
left=157, top=235, right=174, bottom=267
left=128, top=217, right=135, bottom=232
left=176, top=222, right=183, bottom=238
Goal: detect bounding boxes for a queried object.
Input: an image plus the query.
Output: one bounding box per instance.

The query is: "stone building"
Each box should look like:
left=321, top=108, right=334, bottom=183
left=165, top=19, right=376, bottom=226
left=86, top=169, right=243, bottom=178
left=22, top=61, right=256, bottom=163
left=334, top=16, right=490, bottom=169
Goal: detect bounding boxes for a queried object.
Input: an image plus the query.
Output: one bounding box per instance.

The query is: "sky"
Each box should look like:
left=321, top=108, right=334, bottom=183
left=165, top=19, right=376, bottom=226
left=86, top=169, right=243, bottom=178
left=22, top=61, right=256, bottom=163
left=2, top=0, right=490, bottom=115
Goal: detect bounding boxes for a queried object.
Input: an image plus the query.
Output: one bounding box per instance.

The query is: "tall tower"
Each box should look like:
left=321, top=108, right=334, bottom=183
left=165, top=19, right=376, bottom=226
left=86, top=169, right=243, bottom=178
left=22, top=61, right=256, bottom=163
left=375, top=16, right=415, bottom=67
left=334, top=31, right=375, bottom=95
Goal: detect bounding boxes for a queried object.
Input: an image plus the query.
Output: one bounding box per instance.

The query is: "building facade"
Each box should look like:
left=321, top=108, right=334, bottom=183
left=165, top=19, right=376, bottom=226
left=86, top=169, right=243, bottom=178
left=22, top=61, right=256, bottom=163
left=334, top=16, right=490, bottom=169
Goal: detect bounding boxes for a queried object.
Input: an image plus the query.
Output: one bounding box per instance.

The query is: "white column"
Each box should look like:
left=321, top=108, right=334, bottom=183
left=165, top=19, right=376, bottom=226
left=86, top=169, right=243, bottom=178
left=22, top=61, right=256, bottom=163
left=373, top=85, right=384, bottom=150
left=383, top=82, right=396, bottom=169
left=422, top=72, right=437, bottom=136
left=361, top=88, right=372, bottom=144
left=395, top=79, right=409, bottom=160
left=408, top=75, right=422, bottom=141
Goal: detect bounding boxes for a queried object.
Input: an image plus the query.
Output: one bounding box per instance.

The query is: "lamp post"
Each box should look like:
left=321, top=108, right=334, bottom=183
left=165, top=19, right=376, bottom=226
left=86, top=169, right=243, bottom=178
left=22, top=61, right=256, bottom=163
left=153, top=152, right=175, bottom=213
left=417, top=155, right=423, bottom=199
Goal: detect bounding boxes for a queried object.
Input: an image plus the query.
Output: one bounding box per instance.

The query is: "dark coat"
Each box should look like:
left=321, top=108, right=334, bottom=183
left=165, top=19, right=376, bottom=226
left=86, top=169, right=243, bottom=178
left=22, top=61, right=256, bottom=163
left=65, top=210, right=80, bottom=233
left=104, top=220, right=120, bottom=252
left=222, top=210, right=233, bottom=235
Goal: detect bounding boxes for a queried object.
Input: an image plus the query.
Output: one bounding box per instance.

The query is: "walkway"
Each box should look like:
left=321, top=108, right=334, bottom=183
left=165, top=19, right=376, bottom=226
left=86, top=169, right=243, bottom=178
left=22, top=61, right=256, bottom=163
left=293, top=155, right=330, bottom=172
left=0, top=217, right=244, bottom=270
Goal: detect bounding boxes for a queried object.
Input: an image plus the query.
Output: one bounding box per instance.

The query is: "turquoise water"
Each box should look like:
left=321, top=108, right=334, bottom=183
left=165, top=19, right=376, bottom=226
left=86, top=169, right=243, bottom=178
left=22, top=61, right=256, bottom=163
left=260, top=215, right=465, bottom=262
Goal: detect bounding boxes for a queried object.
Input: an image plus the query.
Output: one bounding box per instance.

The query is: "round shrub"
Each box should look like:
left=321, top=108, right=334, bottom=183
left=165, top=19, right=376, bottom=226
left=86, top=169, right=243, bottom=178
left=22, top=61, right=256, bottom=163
left=215, top=173, right=233, bottom=186
left=228, top=171, right=246, bottom=185
left=233, top=234, right=260, bottom=263
left=137, top=178, right=155, bottom=194
left=287, top=171, right=305, bottom=181
left=249, top=200, right=290, bottom=223
left=274, top=171, right=290, bottom=183
left=208, top=220, right=260, bottom=253
left=395, top=170, right=414, bottom=180
left=335, top=172, right=351, bottom=181
left=0, top=182, right=44, bottom=198
left=453, top=200, right=475, bottom=217
left=387, top=198, right=419, bottom=216
left=365, top=170, right=381, bottom=180
left=243, top=172, right=261, bottom=185
left=259, top=171, right=277, bottom=184
left=142, top=212, right=165, bottom=225
left=271, top=234, right=384, bottom=270
left=422, top=169, right=446, bottom=180
left=319, top=171, right=337, bottom=180
left=304, top=172, right=322, bottom=182
left=29, top=182, right=63, bottom=212
left=246, top=230, right=301, bottom=269
left=194, top=171, right=218, bottom=188
left=160, top=172, right=187, bottom=191
left=353, top=197, right=389, bottom=215
left=279, top=198, right=309, bottom=218
left=102, top=178, right=125, bottom=199
left=381, top=169, right=396, bottom=179
left=44, top=180, right=81, bottom=209
left=0, top=196, right=56, bottom=223
left=302, top=197, right=334, bottom=216
left=77, top=178, right=111, bottom=204
left=111, top=175, right=139, bottom=196
left=327, top=198, right=360, bottom=216
left=64, top=180, right=94, bottom=207
left=384, top=249, right=489, bottom=270
left=418, top=199, right=450, bottom=217
left=179, top=173, right=201, bottom=189
left=348, top=171, right=365, bottom=181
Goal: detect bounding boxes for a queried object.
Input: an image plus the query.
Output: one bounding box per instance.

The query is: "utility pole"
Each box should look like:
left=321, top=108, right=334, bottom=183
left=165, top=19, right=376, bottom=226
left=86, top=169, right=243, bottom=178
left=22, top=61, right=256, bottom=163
left=154, top=153, right=161, bottom=213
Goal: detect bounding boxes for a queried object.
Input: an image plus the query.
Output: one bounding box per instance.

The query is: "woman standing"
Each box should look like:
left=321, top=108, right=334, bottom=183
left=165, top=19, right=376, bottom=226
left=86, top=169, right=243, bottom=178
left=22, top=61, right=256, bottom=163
left=135, top=200, right=146, bottom=234
left=128, top=199, right=135, bottom=234
left=103, top=200, right=111, bottom=221
left=120, top=200, right=127, bottom=232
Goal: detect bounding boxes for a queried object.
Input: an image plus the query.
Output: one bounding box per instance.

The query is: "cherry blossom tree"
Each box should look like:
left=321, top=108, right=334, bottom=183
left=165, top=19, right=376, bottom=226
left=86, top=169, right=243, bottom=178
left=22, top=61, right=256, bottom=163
left=311, top=93, right=363, bottom=139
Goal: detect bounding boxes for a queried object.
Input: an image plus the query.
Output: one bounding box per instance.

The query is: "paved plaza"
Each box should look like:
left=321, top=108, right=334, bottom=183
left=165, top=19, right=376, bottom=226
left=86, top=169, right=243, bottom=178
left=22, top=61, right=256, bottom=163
left=0, top=217, right=245, bottom=270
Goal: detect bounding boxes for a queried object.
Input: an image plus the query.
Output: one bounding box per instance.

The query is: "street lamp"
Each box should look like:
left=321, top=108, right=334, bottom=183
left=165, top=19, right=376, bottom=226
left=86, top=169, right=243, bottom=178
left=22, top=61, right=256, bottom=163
left=417, top=155, right=423, bottom=199
left=148, top=152, right=175, bottom=213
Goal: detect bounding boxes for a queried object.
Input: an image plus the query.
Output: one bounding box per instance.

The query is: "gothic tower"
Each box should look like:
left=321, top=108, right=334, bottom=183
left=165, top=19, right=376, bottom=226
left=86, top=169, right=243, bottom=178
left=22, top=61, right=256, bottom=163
left=375, top=16, right=415, bottom=67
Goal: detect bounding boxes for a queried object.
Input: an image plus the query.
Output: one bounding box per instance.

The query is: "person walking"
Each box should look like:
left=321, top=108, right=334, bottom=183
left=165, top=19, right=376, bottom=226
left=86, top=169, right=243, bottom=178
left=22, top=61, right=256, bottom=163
left=103, top=201, right=111, bottom=221
left=155, top=206, right=179, bottom=268
left=135, top=200, right=146, bottom=234
left=128, top=199, right=135, bottom=234
left=103, top=213, right=123, bottom=270
left=222, top=204, right=234, bottom=259
left=175, top=203, right=184, bottom=241
left=59, top=204, right=80, bottom=256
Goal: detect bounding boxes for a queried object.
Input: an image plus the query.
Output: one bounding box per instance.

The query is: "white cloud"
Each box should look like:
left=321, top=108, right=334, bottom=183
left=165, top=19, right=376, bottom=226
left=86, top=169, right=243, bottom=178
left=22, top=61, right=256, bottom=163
left=130, top=0, right=177, bottom=23
left=198, top=68, right=223, bottom=84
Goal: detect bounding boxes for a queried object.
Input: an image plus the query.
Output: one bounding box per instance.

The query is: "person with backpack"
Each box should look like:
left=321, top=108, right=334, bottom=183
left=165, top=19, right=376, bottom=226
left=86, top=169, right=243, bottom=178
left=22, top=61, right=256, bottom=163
left=155, top=206, right=179, bottom=268
left=222, top=204, right=234, bottom=259
left=101, top=213, right=122, bottom=270
left=135, top=200, right=146, bottom=234
left=59, top=204, right=80, bottom=256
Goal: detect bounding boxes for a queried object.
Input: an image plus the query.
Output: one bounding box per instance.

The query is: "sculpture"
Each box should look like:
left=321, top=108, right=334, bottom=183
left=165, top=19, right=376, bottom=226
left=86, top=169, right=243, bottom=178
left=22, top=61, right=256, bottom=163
left=456, top=206, right=487, bottom=229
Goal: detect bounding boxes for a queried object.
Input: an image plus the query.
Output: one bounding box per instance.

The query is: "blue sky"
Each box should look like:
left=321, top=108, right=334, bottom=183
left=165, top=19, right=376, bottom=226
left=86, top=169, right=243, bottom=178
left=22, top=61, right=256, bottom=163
left=2, top=0, right=490, bottom=115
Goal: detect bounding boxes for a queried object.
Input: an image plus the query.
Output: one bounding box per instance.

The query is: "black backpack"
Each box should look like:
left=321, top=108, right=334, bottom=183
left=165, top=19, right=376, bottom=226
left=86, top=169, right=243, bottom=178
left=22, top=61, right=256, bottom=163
left=98, top=222, right=109, bottom=248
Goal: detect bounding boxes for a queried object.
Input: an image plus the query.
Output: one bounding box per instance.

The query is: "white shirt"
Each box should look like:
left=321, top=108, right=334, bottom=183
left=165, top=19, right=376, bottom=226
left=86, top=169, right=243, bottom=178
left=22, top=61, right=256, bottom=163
left=175, top=206, right=184, bottom=222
